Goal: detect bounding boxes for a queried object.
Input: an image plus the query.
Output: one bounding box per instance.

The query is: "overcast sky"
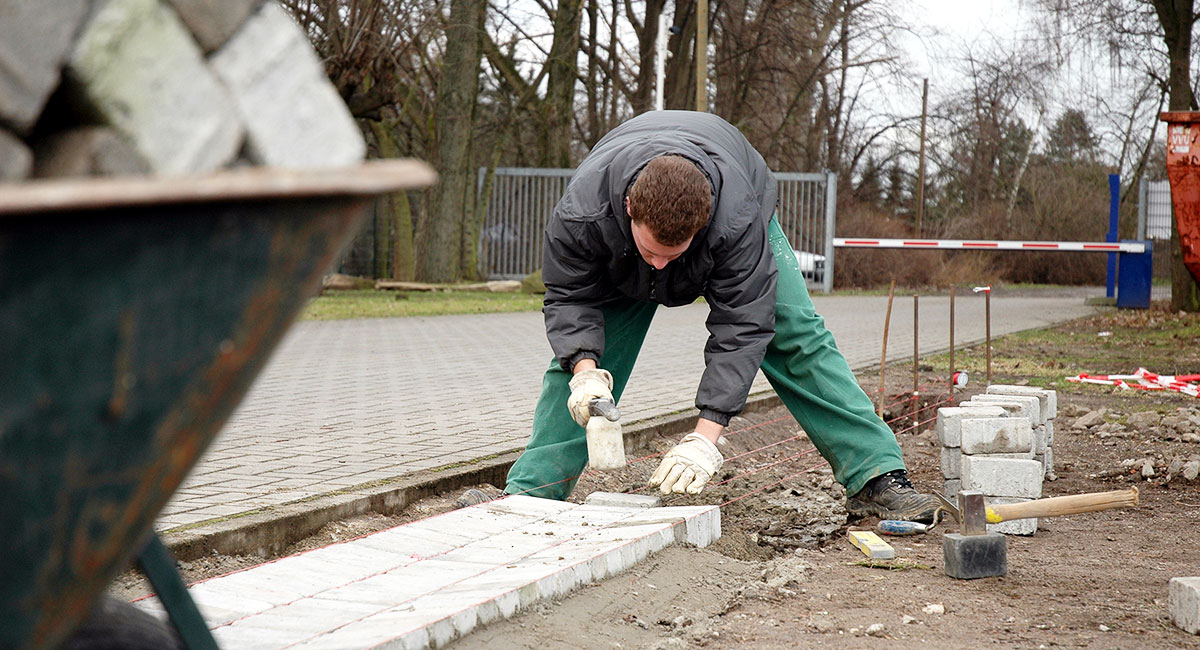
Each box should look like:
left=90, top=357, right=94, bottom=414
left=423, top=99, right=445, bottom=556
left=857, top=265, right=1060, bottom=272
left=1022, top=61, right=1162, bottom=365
left=907, top=0, right=1041, bottom=78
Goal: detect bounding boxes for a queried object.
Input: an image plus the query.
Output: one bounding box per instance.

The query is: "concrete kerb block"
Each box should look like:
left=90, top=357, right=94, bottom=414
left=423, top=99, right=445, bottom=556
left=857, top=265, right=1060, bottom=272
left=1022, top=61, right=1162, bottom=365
left=425, top=617, right=456, bottom=649
left=0, top=0, right=89, bottom=133
left=985, top=497, right=1038, bottom=536
left=166, top=0, right=263, bottom=52
left=1170, top=577, right=1200, bottom=634
left=684, top=507, right=721, bottom=547
left=1035, top=448, right=1057, bottom=480
left=399, top=628, right=432, bottom=650
left=1034, top=424, right=1049, bottom=454
left=33, top=126, right=151, bottom=178
left=960, top=417, right=1034, bottom=455
left=941, top=447, right=961, bottom=479
left=210, top=2, right=366, bottom=168
left=961, top=456, right=1044, bottom=498
left=966, top=395, right=1043, bottom=426
left=584, top=491, right=662, bottom=508
left=943, top=479, right=961, bottom=498
left=66, top=0, right=244, bottom=173
left=936, top=406, right=1010, bottom=447
left=0, top=129, right=32, bottom=181
left=987, top=384, right=1057, bottom=420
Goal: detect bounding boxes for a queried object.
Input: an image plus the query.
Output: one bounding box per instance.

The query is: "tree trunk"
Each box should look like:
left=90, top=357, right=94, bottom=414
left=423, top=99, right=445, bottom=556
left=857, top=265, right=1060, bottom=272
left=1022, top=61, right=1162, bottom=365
left=545, top=0, right=583, bottom=167
left=418, top=0, right=486, bottom=282
left=585, top=0, right=602, bottom=147
left=630, top=0, right=668, bottom=114
left=1153, top=0, right=1200, bottom=311
left=665, top=0, right=697, bottom=110
left=367, top=119, right=415, bottom=281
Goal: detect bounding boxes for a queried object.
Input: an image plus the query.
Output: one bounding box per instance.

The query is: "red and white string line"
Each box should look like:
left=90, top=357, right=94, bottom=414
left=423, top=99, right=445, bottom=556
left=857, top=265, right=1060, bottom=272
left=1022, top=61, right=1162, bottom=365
left=1066, top=367, right=1200, bottom=398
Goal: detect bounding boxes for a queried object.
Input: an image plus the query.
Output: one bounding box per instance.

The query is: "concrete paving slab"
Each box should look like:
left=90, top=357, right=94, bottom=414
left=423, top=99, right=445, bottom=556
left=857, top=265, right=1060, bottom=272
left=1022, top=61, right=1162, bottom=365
left=137, top=495, right=720, bottom=649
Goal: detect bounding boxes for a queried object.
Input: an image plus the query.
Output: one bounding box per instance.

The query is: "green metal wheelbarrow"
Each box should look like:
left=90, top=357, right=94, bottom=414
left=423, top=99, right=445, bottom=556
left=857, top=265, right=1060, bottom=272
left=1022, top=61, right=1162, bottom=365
left=0, top=160, right=436, bottom=649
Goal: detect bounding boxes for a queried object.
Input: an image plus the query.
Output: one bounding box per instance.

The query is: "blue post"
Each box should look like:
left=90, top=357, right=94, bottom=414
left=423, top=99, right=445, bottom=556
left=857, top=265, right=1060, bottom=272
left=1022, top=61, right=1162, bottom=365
left=1106, top=174, right=1120, bottom=298
left=1117, top=240, right=1153, bottom=309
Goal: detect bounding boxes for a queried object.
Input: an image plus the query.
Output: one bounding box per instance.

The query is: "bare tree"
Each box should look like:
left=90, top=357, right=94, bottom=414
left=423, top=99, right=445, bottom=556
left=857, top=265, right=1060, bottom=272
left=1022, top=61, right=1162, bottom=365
left=928, top=42, right=1050, bottom=222
left=1033, top=0, right=1200, bottom=310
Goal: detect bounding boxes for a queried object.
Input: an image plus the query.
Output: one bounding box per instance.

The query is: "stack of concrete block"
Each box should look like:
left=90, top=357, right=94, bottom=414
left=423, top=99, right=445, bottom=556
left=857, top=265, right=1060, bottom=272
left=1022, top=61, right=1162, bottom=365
left=0, top=0, right=364, bottom=183
left=969, top=385, right=1058, bottom=481
left=937, top=385, right=1059, bottom=536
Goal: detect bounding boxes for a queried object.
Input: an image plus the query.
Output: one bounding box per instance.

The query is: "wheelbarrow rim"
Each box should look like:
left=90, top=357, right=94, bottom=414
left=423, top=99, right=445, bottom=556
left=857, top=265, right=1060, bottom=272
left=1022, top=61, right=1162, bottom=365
left=0, top=159, right=437, bottom=215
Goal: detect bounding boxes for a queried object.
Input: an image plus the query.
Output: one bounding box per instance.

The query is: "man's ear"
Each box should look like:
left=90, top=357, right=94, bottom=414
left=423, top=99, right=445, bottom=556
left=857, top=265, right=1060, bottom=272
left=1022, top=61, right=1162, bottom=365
left=624, top=196, right=631, bottom=218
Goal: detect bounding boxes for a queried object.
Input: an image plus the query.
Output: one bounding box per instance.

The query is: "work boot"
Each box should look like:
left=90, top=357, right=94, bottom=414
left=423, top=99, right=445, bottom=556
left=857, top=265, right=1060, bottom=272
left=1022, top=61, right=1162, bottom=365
left=845, top=469, right=939, bottom=524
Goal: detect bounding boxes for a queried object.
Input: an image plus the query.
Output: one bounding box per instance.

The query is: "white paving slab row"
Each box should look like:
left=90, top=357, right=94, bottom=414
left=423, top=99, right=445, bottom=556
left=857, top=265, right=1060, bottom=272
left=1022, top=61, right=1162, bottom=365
left=135, top=494, right=720, bottom=649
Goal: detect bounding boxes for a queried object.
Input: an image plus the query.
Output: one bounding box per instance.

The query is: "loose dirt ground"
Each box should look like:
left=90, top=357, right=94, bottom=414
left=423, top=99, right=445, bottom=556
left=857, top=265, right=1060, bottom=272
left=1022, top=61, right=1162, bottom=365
left=452, top=306, right=1200, bottom=650
left=115, top=306, right=1200, bottom=648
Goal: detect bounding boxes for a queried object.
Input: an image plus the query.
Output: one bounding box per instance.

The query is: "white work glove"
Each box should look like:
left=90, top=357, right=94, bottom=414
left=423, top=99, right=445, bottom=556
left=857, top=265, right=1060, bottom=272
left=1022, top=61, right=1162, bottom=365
left=648, top=432, right=724, bottom=494
left=566, top=368, right=614, bottom=427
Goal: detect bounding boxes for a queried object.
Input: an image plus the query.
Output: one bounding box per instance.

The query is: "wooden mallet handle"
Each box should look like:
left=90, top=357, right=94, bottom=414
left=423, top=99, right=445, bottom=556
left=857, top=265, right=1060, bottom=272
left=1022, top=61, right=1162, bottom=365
left=989, top=487, right=1139, bottom=523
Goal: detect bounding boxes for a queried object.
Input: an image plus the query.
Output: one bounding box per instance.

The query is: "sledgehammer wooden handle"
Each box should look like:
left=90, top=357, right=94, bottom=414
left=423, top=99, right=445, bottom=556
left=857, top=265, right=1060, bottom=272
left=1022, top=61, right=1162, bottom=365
left=988, top=487, right=1139, bottom=523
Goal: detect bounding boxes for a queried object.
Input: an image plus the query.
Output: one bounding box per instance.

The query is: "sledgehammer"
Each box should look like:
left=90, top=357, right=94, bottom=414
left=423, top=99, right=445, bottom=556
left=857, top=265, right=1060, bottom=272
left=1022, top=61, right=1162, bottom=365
left=933, top=487, right=1139, bottom=529
left=934, top=488, right=1139, bottom=580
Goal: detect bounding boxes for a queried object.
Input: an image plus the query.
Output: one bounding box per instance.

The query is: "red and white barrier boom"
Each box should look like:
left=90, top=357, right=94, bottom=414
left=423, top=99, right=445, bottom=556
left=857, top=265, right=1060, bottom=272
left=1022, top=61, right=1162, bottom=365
left=834, top=238, right=1147, bottom=254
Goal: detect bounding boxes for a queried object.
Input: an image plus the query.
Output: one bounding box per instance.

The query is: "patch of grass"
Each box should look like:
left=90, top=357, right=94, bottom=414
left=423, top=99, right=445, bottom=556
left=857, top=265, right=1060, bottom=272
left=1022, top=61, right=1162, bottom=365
left=301, top=290, right=544, bottom=320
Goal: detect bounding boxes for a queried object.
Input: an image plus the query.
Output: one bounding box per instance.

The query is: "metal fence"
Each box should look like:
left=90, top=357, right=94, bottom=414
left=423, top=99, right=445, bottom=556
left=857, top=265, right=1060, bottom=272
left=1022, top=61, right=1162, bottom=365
left=1138, top=179, right=1172, bottom=240
left=1137, top=178, right=1173, bottom=302
left=476, top=167, right=572, bottom=282
left=476, top=167, right=837, bottom=292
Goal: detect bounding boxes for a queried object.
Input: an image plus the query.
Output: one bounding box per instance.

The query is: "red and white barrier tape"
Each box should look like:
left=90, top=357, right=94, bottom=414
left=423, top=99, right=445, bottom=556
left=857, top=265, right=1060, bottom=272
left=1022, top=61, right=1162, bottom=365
left=834, top=238, right=1146, bottom=253
left=1066, top=367, right=1200, bottom=398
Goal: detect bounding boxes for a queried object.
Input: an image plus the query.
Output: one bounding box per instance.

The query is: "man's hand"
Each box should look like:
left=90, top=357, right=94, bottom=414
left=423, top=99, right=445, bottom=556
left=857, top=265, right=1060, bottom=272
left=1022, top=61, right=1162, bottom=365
left=567, top=368, right=614, bottom=427
left=648, top=432, right=723, bottom=494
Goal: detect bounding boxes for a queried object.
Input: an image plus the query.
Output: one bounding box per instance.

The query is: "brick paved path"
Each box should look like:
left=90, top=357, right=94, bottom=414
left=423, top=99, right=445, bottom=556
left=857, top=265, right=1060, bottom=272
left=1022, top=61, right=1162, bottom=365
left=157, top=291, right=1099, bottom=530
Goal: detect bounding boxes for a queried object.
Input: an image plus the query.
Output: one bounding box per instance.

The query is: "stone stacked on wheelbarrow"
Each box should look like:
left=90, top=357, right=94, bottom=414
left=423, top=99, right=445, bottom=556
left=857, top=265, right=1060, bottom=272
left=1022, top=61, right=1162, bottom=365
left=937, top=385, right=1059, bottom=536
left=0, top=0, right=363, bottom=180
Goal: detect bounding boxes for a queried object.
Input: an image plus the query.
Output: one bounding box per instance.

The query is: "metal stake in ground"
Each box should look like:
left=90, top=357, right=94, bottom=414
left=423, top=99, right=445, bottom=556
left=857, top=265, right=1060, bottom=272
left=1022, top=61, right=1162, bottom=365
left=986, top=288, right=992, bottom=384
left=949, top=286, right=956, bottom=400
left=877, top=280, right=896, bottom=416
left=912, top=294, right=919, bottom=429
left=973, top=285, right=993, bottom=385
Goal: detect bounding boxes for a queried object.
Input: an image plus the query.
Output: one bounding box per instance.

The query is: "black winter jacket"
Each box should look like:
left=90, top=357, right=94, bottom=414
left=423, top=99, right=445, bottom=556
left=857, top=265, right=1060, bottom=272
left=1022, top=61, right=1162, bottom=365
left=542, top=110, right=779, bottom=425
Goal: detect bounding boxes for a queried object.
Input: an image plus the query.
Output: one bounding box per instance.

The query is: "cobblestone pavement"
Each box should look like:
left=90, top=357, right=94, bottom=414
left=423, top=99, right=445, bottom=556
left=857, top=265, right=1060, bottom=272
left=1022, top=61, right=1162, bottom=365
left=157, top=289, right=1101, bottom=531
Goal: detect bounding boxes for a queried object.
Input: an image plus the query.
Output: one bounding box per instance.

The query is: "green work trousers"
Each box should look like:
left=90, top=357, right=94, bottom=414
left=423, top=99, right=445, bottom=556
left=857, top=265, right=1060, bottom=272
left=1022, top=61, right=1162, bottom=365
left=504, top=217, right=905, bottom=500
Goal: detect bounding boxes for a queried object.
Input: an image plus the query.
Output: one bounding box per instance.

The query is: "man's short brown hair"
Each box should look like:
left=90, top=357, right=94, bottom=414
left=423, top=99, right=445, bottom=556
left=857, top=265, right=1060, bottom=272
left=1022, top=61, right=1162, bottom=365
left=627, top=155, right=712, bottom=246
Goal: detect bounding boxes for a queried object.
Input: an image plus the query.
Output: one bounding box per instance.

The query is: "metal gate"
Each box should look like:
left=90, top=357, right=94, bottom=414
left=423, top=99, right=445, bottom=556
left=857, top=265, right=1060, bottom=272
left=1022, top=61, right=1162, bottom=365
left=1137, top=178, right=1173, bottom=302
left=477, top=167, right=836, bottom=292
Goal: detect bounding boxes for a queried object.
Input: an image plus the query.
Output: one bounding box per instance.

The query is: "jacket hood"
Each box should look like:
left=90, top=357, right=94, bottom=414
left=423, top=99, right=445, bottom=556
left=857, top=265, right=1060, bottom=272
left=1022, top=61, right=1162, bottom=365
left=604, top=136, right=723, bottom=232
